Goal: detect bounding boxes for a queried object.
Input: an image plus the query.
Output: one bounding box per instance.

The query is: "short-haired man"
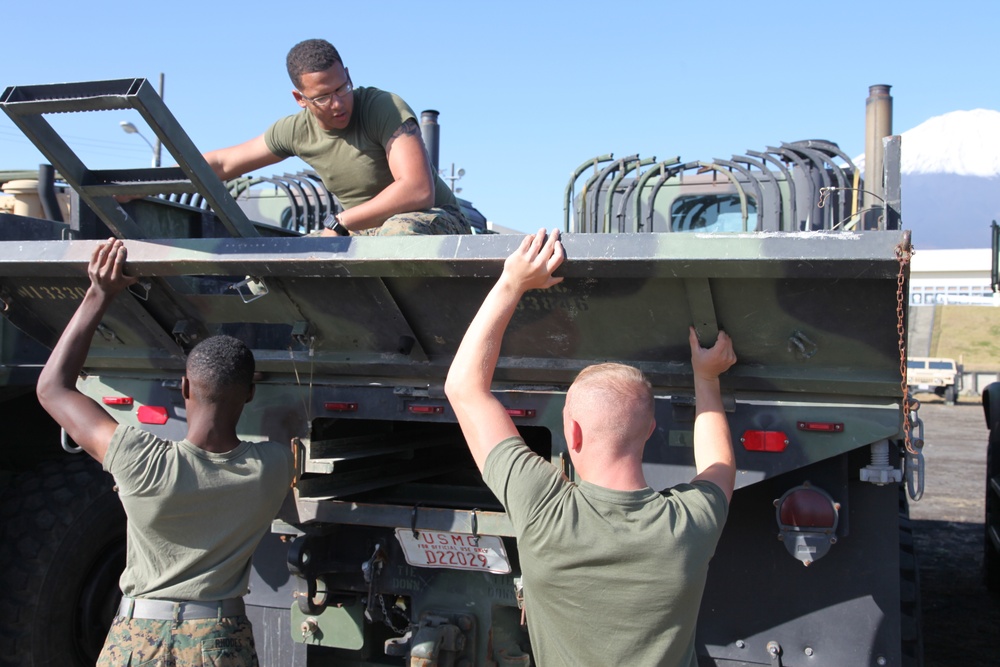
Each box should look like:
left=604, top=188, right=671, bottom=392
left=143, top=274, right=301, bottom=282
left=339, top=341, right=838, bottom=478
left=36, top=238, right=295, bottom=666
left=444, top=229, right=738, bottom=666
left=203, top=38, right=469, bottom=237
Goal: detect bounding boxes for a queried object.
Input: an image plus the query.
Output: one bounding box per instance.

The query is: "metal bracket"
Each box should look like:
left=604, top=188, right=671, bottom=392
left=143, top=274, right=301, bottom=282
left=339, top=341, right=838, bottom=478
left=230, top=275, right=268, bottom=303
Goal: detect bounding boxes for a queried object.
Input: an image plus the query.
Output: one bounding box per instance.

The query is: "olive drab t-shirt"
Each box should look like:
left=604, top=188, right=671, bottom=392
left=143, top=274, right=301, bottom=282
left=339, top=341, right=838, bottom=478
left=264, top=86, right=456, bottom=211
left=103, top=424, right=295, bottom=601
left=482, top=437, right=729, bottom=667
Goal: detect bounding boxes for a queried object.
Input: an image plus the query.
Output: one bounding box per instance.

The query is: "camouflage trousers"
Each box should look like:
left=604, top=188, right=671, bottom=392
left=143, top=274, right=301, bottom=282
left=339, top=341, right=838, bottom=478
left=357, top=203, right=471, bottom=236
left=96, top=615, right=258, bottom=666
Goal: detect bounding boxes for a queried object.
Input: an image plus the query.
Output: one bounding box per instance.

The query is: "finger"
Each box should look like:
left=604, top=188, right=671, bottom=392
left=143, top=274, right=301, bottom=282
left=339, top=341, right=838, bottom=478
left=688, top=326, right=701, bottom=352
left=547, top=239, right=566, bottom=272
left=518, top=234, right=534, bottom=254
left=530, top=229, right=546, bottom=254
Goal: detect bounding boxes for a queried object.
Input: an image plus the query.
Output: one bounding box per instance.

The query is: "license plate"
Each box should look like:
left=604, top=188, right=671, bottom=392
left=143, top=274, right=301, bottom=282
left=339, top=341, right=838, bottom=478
left=394, top=528, right=511, bottom=574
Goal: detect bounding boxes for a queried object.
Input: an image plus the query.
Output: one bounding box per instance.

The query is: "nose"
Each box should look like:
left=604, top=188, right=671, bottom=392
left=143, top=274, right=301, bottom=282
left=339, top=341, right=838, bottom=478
left=328, top=94, right=345, bottom=112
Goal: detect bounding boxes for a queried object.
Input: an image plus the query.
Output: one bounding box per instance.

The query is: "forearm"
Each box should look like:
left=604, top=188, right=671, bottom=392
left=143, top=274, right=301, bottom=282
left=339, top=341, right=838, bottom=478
left=339, top=178, right=435, bottom=232
left=37, top=288, right=112, bottom=401
left=446, top=276, right=522, bottom=396
left=692, top=376, right=735, bottom=475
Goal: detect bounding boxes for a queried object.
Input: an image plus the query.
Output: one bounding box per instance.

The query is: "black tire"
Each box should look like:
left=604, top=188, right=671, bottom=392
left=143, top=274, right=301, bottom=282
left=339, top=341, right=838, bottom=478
left=0, top=458, right=126, bottom=666
left=899, top=488, right=924, bottom=667
left=944, top=385, right=957, bottom=405
left=986, top=427, right=1000, bottom=596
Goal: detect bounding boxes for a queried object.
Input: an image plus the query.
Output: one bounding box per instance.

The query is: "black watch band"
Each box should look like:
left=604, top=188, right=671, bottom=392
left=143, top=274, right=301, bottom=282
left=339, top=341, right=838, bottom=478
left=323, top=214, right=350, bottom=236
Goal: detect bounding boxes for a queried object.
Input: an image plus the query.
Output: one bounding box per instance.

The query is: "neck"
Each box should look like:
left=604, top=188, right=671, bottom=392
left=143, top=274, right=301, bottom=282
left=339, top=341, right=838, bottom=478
left=185, top=415, right=241, bottom=453
left=575, top=457, right=648, bottom=491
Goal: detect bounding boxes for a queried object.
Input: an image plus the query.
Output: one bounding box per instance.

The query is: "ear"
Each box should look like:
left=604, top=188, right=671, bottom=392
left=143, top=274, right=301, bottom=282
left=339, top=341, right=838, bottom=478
left=646, top=418, right=656, bottom=440
left=292, top=89, right=307, bottom=109
left=181, top=376, right=191, bottom=400
left=245, top=384, right=256, bottom=405
left=567, top=417, right=584, bottom=453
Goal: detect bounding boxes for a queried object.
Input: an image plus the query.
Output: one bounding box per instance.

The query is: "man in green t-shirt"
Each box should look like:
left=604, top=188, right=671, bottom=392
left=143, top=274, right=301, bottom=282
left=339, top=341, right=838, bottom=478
left=203, top=38, right=469, bottom=236
left=445, top=229, right=738, bottom=667
left=36, top=238, right=295, bottom=666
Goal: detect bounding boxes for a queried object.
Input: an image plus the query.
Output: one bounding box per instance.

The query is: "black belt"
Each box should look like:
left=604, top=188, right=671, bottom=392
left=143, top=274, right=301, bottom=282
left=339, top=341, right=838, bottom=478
left=118, top=596, right=245, bottom=621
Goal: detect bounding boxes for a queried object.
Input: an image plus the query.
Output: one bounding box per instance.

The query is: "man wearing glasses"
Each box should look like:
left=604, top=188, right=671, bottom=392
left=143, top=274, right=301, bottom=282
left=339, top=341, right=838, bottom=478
left=203, top=39, right=469, bottom=236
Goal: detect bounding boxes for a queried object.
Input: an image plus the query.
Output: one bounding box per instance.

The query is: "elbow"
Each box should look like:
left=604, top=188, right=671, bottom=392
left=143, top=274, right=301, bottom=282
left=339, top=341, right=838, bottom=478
left=443, top=374, right=460, bottom=402
left=36, top=375, right=55, bottom=411
left=416, top=185, right=435, bottom=210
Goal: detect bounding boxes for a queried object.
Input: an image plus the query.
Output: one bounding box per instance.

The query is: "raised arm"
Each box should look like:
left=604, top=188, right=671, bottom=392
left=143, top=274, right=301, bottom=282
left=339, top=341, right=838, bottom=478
left=36, top=239, right=139, bottom=463
left=688, top=327, right=738, bottom=502
left=445, top=229, right=565, bottom=471
left=202, top=134, right=284, bottom=181
left=331, top=119, right=435, bottom=233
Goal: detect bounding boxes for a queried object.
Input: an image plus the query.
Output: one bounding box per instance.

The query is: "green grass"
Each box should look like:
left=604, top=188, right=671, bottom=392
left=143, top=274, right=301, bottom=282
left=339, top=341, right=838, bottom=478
left=928, top=305, right=1000, bottom=372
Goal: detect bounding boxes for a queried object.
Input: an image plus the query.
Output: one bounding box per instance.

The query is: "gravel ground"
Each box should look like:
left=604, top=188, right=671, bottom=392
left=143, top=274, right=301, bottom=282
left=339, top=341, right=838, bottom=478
left=906, top=400, right=999, bottom=666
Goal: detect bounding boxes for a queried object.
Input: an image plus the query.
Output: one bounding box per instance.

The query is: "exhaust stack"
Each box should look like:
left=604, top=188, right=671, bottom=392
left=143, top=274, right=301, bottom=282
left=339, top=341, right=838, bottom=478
left=420, top=110, right=440, bottom=174
left=864, top=84, right=893, bottom=209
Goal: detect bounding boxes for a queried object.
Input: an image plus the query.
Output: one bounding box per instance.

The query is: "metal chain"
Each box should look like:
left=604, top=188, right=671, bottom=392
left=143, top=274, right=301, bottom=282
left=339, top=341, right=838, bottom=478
left=895, top=241, right=918, bottom=456
left=378, top=594, right=409, bottom=634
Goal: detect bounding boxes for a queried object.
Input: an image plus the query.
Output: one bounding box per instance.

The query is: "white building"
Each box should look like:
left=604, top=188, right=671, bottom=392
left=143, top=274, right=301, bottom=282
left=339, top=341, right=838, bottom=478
left=908, top=248, right=997, bottom=306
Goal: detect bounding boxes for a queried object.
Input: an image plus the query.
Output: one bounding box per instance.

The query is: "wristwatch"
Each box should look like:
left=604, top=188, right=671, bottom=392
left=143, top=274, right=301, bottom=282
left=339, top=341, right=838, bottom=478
left=323, top=213, right=351, bottom=236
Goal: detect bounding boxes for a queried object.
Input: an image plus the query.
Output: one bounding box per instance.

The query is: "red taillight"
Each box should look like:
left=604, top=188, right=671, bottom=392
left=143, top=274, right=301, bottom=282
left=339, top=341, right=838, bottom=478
left=797, top=421, right=843, bottom=432
left=408, top=405, right=445, bottom=415
left=741, top=430, right=788, bottom=452
left=776, top=486, right=839, bottom=528
left=137, top=405, right=168, bottom=425
left=102, top=396, right=134, bottom=406
left=774, top=483, right=841, bottom=566
left=506, top=408, right=536, bottom=418
left=324, top=402, right=358, bottom=412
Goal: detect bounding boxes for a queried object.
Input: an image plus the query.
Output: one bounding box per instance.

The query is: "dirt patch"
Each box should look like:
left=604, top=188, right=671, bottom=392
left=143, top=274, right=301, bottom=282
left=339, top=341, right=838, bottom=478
left=907, top=403, right=1000, bottom=666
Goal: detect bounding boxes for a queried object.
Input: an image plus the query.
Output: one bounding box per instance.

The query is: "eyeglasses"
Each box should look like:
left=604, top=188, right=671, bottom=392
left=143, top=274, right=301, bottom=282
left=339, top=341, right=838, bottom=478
left=299, top=80, right=353, bottom=108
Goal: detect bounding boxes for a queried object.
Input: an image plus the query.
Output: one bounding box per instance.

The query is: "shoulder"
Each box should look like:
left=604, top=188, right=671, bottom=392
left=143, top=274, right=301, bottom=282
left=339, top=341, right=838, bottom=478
left=663, top=480, right=729, bottom=524
left=482, top=437, right=535, bottom=478
left=357, top=87, right=414, bottom=115
left=246, top=440, right=295, bottom=480
left=356, top=87, right=416, bottom=144
left=265, top=110, right=314, bottom=156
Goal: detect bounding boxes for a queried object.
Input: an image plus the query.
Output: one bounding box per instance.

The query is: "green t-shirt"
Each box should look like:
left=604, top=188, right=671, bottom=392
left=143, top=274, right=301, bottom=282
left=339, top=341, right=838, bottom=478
left=103, top=424, right=295, bottom=601
left=483, top=437, right=728, bottom=667
left=264, top=86, right=456, bottom=211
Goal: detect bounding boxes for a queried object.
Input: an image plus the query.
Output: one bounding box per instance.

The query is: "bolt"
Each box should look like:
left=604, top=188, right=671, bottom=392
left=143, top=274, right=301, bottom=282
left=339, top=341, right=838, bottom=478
left=876, top=657, right=887, bottom=666
left=735, top=640, right=746, bottom=649
left=805, top=647, right=814, bottom=656
left=300, top=617, right=318, bottom=640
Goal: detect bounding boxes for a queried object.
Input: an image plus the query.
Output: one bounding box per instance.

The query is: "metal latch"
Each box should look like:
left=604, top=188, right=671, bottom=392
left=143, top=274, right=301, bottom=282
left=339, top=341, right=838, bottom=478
left=230, top=275, right=268, bottom=303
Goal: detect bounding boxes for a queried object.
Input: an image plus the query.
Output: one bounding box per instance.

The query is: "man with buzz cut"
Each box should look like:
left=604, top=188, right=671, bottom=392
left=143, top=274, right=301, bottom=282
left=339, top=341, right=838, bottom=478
left=36, top=238, right=295, bottom=666
left=202, top=38, right=469, bottom=237
left=445, top=228, right=738, bottom=666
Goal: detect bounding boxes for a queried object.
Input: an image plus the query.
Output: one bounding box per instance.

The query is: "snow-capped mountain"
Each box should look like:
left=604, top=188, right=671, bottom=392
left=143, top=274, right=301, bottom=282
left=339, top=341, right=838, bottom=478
left=853, top=109, right=1000, bottom=249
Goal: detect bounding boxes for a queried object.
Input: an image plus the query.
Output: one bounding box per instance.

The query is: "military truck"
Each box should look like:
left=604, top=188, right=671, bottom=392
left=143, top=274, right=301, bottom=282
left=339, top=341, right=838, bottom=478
left=0, top=80, right=923, bottom=666
left=980, top=220, right=1000, bottom=597
left=906, top=357, right=960, bottom=405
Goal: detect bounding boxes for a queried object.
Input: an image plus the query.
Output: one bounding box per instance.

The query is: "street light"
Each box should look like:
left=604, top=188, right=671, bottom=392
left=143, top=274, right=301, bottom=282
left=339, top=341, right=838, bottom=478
left=443, top=163, right=464, bottom=194
left=119, top=121, right=159, bottom=167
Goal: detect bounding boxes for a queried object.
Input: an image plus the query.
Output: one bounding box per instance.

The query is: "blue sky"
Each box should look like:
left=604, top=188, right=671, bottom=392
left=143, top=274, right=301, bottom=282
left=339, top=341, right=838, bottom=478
left=1, top=1, right=997, bottom=233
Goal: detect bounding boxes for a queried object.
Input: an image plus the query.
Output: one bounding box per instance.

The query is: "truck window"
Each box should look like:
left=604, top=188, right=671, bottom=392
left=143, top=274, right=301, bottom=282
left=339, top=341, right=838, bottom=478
left=671, top=194, right=756, bottom=232
left=928, top=360, right=955, bottom=371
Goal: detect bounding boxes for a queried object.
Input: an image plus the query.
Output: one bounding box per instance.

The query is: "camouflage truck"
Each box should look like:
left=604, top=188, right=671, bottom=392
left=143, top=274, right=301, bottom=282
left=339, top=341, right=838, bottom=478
left=0, top=80, right=925, bottom=666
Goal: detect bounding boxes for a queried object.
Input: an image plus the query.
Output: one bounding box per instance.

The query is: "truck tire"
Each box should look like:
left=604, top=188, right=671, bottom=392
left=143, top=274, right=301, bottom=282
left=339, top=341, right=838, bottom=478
left=0, top=458, right=126, bottom=666
left=986, top=426, right=1000, bottom=596
left=944, top=385, right=957, bottom=405
left=899, top=489, right=924, bottom=667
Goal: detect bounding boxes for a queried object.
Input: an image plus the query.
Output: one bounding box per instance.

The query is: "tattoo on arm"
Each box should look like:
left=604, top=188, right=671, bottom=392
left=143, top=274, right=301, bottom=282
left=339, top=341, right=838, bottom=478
left=390, top=118, right=421, bottom=141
